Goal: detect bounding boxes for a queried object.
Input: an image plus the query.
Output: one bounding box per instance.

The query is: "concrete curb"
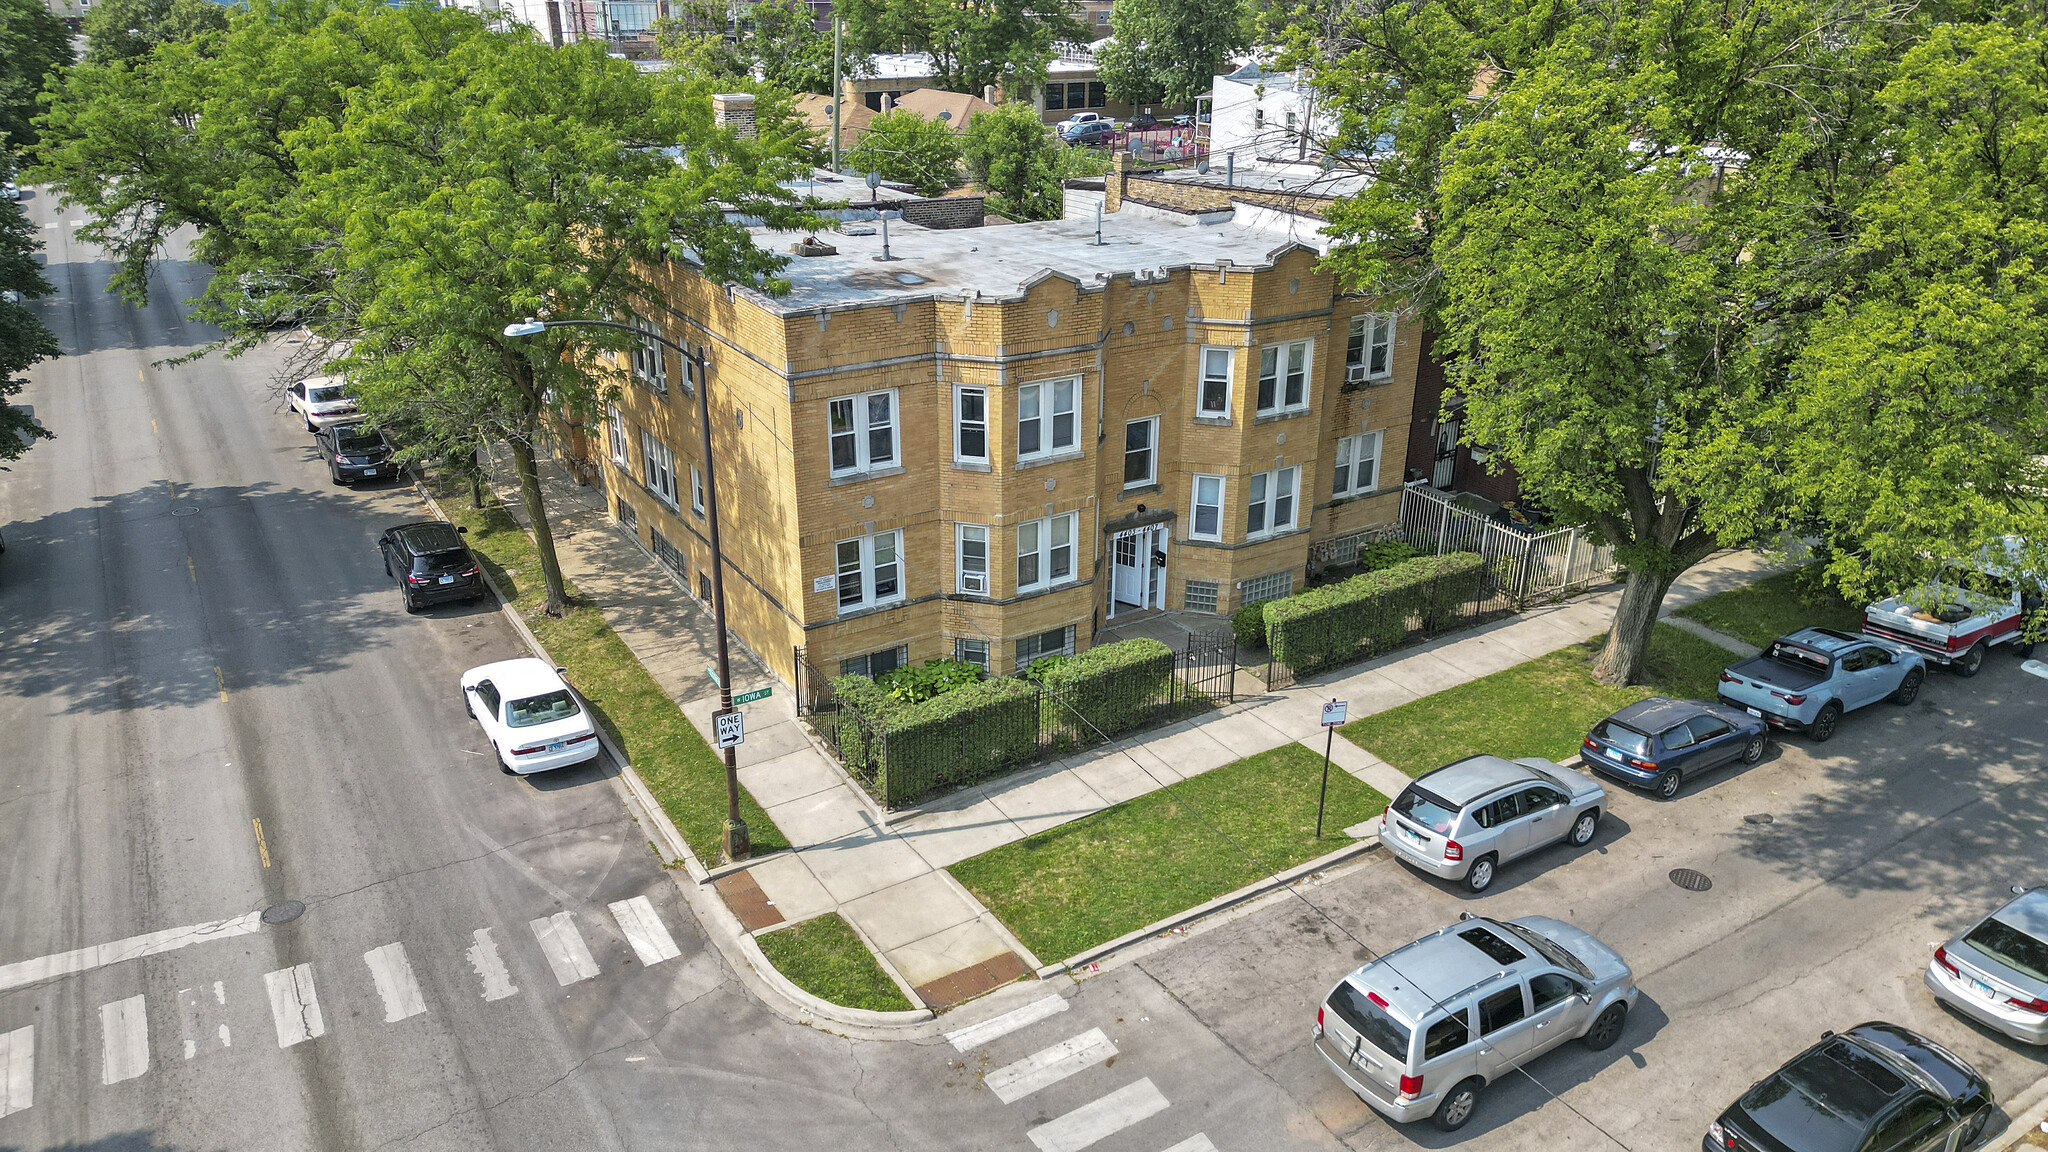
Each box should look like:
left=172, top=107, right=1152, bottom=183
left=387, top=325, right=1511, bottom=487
left=412, top=481, right=937, bottom=1035
left=1987, top=1068, right=2048, bottom=1152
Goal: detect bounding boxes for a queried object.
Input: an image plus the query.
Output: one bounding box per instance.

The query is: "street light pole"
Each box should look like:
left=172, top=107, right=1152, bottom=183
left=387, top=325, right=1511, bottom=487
left=503, top=316, right=749, bottom=862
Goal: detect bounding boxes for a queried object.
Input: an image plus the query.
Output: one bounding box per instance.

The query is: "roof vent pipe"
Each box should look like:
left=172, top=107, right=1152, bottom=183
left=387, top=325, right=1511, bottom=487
left=1093, top=200, right=1103, bottom=246
left=1226, top=151, right=1236, bottom=187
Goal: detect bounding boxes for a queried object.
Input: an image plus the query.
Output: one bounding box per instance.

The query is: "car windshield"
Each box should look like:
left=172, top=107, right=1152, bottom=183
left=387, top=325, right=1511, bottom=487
left=1497, top=921, right=1596, bottom=980
left=1391, top=786, right=1460, bottom=834
left=420, top=549, right=472, bottom=573
left=1964, top=918, right=2048, bottom=982
left=506, top=689, right=580, bottom=728
left=308, top=385, right=347, bottom=404
left=1326, top=983, right=1410, bottom=1061
left=1592, top=720, right=1651, bottom=756
left=334, top=427, right=384, bottom=454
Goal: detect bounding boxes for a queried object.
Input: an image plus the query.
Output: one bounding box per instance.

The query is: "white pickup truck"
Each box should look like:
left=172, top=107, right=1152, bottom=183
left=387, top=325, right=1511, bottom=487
left=1862, top=540, right=2041, bottom=677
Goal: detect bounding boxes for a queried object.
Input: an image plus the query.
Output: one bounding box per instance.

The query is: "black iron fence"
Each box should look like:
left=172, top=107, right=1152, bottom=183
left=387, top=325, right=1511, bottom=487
left=794, top=634, right=1235, bottom=809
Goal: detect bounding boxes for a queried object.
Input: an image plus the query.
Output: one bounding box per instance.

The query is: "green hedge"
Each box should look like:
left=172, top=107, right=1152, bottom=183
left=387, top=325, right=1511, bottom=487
left=1033, top=638, right=1178, bottom=750
left=1265, top=552, right=1489, bottom=674
left=1232, top=599, right=1273, bottom=649
left=829, top=672, right=1041, bottom=806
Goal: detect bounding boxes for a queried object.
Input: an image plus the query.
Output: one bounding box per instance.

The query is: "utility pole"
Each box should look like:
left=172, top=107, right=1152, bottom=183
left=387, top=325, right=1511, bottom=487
left=831, top=13, right=842, bottom=172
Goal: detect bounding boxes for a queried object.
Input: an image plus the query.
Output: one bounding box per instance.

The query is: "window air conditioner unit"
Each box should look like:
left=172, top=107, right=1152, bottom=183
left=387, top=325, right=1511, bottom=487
left=1346, top=363, right=1368, bottom=382
left=962, top=572, right=986, bottom=594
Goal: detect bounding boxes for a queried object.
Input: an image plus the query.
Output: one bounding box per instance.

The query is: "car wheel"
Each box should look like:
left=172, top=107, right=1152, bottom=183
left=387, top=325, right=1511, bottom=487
left=500, top=759, right=517, bottom=776
left=1654, top=769, right=1684, bottom=800
left=1741, top=733, right=1767, bottom=764
left=1464, top=855, right=1497, bottom=893
left=1582, top=1002, right=1628, bottom=1051
left=1569, top=809, right=1599, bottom=847
left=304, top=416, right=316, bottom=432
left=402, top=591, right=420, bottom=614
left=1953, top=642, right=1986, bottom=678
left=1434, top=1077, right=1483, bottom=1132
left=1891, top=669, right=1924, bottom=705
left=1810, top=702, right=1842, bottom=742
left=382, top=554, right=391, bottom=578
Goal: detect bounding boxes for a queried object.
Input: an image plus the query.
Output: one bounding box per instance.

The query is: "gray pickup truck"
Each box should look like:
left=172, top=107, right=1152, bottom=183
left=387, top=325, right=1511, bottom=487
left=1716, top=627, right=1927, bottom=742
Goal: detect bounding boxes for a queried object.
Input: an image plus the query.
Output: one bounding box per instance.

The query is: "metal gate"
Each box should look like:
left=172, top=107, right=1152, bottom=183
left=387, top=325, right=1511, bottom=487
left=1182, top=631, right=1237, bottom=705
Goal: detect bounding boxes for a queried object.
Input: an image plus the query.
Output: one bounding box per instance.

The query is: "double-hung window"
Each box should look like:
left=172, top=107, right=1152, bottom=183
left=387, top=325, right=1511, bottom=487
left=607, top=405, right=630, bottom=466
left=1198, top=347, right=1233, bottom=417
left=628, top=312, right=667, bottom=393
left=1017, top=378, right=1079, bottom=461
left=1257, top=339, right=1313, bottom=414
left=1345, top=314, right=1395, bottom=383
left=1245, top=466, right=1298, bottom=538
left=828, top=389, right=898, bottom=476
left=1122, top=418, right=1157, bottom=487
left=953, top=637, right=990, bottom=669
left=956, top=524, right=989, bottom=594
left=834, top=529, right=903, bottom=613
left=1332, top=431, right=1382, bottom=497
left=1014, top=625, right=1074, bottom=668
left=1015, top=512, right=1077, bottom=593
left=641, top=430, right=677, bottom=507
left=955, top=387, right=988, bottom=464
left=690, top=465, right=705, bottom=516
left=1189, top=475, right=1225, bottom=540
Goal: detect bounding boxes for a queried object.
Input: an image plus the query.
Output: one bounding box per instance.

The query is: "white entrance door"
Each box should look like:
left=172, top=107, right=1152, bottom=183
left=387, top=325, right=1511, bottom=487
left=1111, top=530, right=1146, bottom=616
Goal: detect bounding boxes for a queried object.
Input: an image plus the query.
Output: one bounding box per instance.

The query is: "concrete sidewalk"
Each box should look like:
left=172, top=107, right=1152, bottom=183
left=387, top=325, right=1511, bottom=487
left=490, top=450, right=1784, bottom=1010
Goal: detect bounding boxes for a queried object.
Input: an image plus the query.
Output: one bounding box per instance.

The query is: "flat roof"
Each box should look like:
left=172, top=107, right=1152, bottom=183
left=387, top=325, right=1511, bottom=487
left=735, top=209, right=1326, bottom=313
left=1143, top=163, right=1373, bottom=200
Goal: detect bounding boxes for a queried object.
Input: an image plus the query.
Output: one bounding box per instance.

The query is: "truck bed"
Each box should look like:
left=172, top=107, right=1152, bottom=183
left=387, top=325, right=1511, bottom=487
left=1728, top=652, right=1828, bottom=692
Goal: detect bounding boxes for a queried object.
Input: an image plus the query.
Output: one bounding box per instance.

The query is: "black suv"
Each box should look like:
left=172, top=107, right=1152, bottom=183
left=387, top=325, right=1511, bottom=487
left=316, top=423, right=400, bottom=485
left=378, top=521, right=485, bottom=611
left=1707, top=1022, right=1992, bottom=1152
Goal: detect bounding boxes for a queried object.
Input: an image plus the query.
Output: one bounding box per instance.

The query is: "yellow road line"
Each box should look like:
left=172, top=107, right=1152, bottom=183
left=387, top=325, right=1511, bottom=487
left=186, top=556, right=196, bottom=583
left=251, top=819, right=271, bottom=869
left=215, top=665, right=227, bottom=703
left=152, top=419, right=159, bottom=435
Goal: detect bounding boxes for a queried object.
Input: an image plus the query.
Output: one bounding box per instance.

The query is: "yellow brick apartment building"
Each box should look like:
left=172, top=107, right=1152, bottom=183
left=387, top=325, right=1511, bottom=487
left=587, top=158, right=1420, bottom=688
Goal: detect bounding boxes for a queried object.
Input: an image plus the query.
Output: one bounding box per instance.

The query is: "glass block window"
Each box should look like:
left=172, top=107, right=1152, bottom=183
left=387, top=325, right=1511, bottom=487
left=1240, top=570, right=1294, bottom=605
left=1183, top=580, right=1220, bottom=613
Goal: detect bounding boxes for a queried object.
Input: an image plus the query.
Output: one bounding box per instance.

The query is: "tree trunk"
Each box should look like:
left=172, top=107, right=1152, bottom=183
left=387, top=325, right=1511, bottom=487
left=507, top=435, right=569, bottom=617
left=1592, top=566, right=1677, bottom=685
left=470, top=447, right=485, bottom=509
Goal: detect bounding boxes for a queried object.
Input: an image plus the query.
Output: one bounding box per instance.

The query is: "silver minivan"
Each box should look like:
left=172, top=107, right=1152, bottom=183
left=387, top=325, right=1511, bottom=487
left=1380, top=755, right=1606, bottom=893
left=1314, top=915, right=1637, bottom=1131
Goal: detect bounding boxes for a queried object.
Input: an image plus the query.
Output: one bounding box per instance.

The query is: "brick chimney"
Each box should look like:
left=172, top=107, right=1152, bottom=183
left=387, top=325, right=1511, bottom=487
left=711, top=92, right=757, bottom=140
left=1105, top=151, right=1131, bottom=213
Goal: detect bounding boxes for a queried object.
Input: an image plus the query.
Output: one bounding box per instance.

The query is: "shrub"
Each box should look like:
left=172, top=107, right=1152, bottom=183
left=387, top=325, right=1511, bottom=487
left=877, top=675, right=1042, bottom=805
left=1026, top=653, right=1070, bottom=680
left=878, top=657, right=983, bottom=704
left=1033, top=638, right=1178, bottom=744
left=1360, top=539, right=1422, bottom=571
left=1232, top=599, right=1273, bottom=649
left=1265, top=553, right=1489, bottom=674
left=827, top=673, right=897, bottom=783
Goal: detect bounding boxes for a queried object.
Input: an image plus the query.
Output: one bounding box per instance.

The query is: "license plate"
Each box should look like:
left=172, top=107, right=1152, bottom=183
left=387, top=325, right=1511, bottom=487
left=1745, top=706, right=1762, bottom=717
left=547, top=741, right=566, bottom=752
left=1969, top=977, right=1997, bottom=999
left=439, top=575, right=456, bottom=584
left=1403, top=826, right=1424, bottom=846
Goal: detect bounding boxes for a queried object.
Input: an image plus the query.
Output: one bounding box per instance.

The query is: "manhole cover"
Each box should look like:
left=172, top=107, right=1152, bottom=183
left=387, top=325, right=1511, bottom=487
left=261, top=900, right=306, bottom=925
left=1669, top=868, right=1713, bottom=892
left=1743, top=813, right=1775, bottom=825
left=169, top=504, right=200, bottom=517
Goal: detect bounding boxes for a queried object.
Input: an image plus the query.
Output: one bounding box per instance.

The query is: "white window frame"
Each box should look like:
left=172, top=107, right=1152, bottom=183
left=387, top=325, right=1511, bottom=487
left=1189, top=474, right=1225, bottom=541
left=1197, top=347, right=1233, bottom=417
left=1245, top=465, right=1299, bottom=539
left=690, top=464, right=705, bottom=515
left=827, top=388, right=898, bottom=477
left=834, top=529, right=904, bottom=614
left=956, top=523, right=989, bottom=595
left=1015, top=512, right=1079, bottom=594
left=1122, top=417, right=1158, bottom=488
left=1346, top=314, right=1395, bottom=383
left=953, top=637, right=990, bottom=669
left=641, top=430, right=678, bottom=508
left=955, top=386, right=988, bottom=465
left=627, top=312, right=668, bottom=393
left=1017, top=377, right=1080, bottom=462
left=1333, top=431, right=1382, bottom=498
left=1257, top=339, right=1314, bottom=415
left=607, top=405, right=630, bottom=466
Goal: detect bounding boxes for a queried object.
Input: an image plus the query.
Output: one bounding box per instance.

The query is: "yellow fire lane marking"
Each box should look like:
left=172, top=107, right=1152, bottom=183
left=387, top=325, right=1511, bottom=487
left=251, top=819, right=271, bottom=869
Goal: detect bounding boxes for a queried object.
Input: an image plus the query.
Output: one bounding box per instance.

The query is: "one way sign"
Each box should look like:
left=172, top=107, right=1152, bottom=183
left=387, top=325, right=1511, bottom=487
left=713, top=708, right=745, bottom=749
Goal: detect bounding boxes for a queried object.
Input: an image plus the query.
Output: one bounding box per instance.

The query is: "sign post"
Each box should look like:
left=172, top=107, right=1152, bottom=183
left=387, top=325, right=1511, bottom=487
left=1317, top=699, right=1348, bottom=839
left=713, top=708, right=745, bottom=750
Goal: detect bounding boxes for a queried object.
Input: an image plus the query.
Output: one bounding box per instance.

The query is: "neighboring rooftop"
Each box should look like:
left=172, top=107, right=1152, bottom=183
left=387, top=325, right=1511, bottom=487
left=890, top=88, right=998, bottom=131
left=792, top=93, right=874, bottom=148
left=1143, top=162, right=1373, bottom=201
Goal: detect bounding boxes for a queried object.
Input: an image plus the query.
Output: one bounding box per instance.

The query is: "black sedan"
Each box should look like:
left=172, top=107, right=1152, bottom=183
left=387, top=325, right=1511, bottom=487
left=378, top=521, right=486, bottom=611
left=316, top=422, right=401, bottom=485
left=1706, top=1022, right=1992, bottom=1152
left=1580, top=696, right=1768, bottom=800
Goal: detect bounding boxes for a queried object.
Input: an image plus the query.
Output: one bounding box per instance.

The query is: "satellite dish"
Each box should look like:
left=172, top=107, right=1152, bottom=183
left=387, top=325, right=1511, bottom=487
left=938, top=110, right=952, bottom=121
left=1196, top=160, right=1210, bottom=175
left=865, top=170, right=881, bottom=190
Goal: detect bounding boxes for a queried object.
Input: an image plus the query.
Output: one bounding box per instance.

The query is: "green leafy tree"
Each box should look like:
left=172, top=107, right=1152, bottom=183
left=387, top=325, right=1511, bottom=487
left=81, top=0, right=229, bottom=65
left=0, top=197, right=58, bottom=460
left=837, top=0, right=1085, bottom=97
left=1096, top=0, right=1248, bottom=108
left=652, top=0, right=854, bottom=93
left=0, top=0, right=72, bottom=152
left=844, top=109, right=959, bottom=195
left=960, top=100, right=1062, bottom=220
left=650, top=0, right=750, bottom=81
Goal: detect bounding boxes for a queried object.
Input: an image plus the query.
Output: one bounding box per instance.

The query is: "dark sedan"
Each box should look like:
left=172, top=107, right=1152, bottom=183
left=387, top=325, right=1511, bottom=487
left=316, top=422, right=401, bottom=485
left=378, top=521, right=485, bottom=611
left=1580, top=696, right=1767, bottom=800
left=1706, top=1022, right=1992, bottom=1152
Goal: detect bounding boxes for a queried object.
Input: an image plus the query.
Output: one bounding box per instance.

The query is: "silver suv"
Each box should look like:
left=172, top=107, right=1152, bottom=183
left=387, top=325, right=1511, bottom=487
left=1314, top=915, right=1637, bottom=1131
left=1380, top=755, right=1606, bottom=892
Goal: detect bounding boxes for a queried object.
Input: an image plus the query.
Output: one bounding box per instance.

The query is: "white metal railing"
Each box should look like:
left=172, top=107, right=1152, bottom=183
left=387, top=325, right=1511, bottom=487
left=1398, top=481, right=1617, bottom=604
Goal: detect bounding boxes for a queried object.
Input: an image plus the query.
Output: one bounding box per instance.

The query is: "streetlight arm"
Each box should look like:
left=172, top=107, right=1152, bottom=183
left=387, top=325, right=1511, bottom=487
left=503, top=316, right=693, bottom=359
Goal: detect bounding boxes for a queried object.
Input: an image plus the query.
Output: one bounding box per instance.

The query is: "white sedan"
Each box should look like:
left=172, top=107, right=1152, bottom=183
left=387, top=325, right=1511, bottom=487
left=287, top=374, right=360, bottom=431
left=461, top=658, right=601, bottom=774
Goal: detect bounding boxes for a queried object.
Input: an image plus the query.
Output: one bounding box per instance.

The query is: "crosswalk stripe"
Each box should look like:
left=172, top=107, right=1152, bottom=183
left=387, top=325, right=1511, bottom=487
left=175, top=983, right=231, bottom=1060
left=1158, top=1136, right=1218, bottom=1152
left=608, top=897, right=681, bottom=966
left=530, top=913, right=600, bottom=986
left=986, top=1028, right=1117, bottom=1105
left=467, top=929, right=519, bottom=1001
left=946, top=995, right=1070, bottom=1051
left=99, top=996, right=149, bottom=1085
left=0, top=1026, right=31, bottom=1117
left=264, top=964, right=327, bottom=1047
left=364, top=943, right=428, bottom=1023
left=1027, top=1078, right=1171, bottom=1152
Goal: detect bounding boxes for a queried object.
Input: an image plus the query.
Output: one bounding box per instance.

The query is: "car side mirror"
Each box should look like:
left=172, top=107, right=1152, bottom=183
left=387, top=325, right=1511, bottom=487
left=1458, top=911, right=1475, bottom=922
left=554, top=666, right=568, bottom=676
left=456, top=525, right=469, bottom=534
left=463, top=684, right=476, bottom=693
left=2015, top=884, right=2032, bottom=895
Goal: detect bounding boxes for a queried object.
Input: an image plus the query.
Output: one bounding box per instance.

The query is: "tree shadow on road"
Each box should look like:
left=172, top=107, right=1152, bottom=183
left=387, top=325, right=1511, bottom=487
left=1, top=1134, right=199, bottom=1152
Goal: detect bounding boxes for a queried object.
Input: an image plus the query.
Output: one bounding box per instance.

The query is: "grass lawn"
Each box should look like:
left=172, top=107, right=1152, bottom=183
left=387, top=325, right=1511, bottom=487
left=755, top=913, right=913, bottom=1012
left=1676, top=567, right=1862, bottom=648
left=430, top=480, right=788, bottom=860
left=1340, top=623, right=1736, bottom=777
left=949, top=743, right=1389, bottom=964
